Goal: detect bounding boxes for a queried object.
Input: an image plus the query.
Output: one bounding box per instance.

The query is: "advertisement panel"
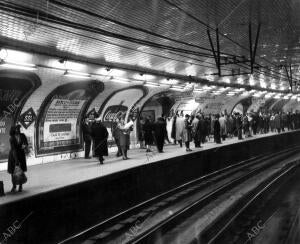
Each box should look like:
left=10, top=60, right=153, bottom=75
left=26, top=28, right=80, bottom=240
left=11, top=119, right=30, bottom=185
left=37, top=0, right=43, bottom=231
left=100, top=87, right=146, bottom=147
left=36, top=81, right=103, bottom=155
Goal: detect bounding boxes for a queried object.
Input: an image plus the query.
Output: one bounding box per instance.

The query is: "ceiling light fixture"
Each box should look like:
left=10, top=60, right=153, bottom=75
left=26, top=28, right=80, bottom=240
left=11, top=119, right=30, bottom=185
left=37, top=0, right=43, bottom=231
left=144, top=81, right=160, bottom=87
left=64, top=70, right=91, bottom=78
left=0, top=59, right=37, bottom=71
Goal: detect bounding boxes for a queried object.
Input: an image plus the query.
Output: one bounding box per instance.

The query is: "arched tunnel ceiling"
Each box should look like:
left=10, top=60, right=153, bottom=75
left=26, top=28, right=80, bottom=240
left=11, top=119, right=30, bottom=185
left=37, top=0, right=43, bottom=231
left=0, top=0, right=300, bottom=92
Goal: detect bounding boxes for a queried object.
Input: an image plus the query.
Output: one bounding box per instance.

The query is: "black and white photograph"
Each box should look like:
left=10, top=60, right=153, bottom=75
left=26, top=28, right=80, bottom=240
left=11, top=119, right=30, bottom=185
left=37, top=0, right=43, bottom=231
left=0, top=0, right=300, bottom=243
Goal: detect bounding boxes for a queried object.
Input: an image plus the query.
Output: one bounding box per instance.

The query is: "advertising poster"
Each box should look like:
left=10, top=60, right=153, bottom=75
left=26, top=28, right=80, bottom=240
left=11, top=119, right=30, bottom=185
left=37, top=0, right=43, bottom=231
left=36, top=81, right=103, bottom=155
left=100, top=87, right=146, bottom=147
left=0, top=71, right=41, bottom=162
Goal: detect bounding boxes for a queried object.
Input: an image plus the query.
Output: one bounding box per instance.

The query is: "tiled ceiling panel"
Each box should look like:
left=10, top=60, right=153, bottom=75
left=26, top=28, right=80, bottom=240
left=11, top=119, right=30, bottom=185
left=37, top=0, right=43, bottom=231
left=0, top=0, right=299, bottom=90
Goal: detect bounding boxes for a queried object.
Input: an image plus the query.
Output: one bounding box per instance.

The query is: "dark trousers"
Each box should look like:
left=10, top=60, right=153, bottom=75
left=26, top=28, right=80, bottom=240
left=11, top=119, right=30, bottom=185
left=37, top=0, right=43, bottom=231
left=178, top=140, right=183, bottom=147
left=238, top=129, right=243, bottom=140
left=185, top=141, right=190, bottom=148
left=156, top=137, right=164, bottom=152
left=114, top=137, right=122, bottom=156
left=194, top=140, right=201, bottom=147
left=84, top=140, right=91, bottom=158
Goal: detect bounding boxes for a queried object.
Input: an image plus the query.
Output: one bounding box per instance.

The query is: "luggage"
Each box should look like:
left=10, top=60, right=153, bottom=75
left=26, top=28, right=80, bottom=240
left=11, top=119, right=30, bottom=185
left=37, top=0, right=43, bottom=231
left=12, top=165, right=27, bottom=185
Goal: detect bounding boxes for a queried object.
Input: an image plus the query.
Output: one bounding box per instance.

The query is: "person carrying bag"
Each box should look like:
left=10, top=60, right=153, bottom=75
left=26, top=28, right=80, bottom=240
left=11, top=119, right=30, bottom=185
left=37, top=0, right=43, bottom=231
left=7, top=125, right=28, bottom=193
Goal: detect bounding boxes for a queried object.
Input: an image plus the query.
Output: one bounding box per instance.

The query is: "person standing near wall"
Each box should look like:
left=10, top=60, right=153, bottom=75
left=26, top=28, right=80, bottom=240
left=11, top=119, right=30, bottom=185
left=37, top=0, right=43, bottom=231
left=117, top=115, right=133, bottom=160
left=91, top=116, right=108, bottom=164
left=153, top=117, right=167, bottom=153
left=143, top=116, right=154, bottom=152
left=183, top=114, right=192, bottom=151
left=213, top=114, right=221, bottom=144
left=82, top=116, right=92, bottom=159
left=175, top=113, right=185, bottom=147
left=111, top=118, right=122, bottom=157
left=7, top=125, right=28, bottom=192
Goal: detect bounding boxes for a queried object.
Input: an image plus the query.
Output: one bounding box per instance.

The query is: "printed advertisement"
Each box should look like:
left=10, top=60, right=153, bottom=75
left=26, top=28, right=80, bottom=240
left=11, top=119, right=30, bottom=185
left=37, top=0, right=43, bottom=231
left=100, top=88, right=145, bottom=147
left=36, top=80, right=103, bottom=155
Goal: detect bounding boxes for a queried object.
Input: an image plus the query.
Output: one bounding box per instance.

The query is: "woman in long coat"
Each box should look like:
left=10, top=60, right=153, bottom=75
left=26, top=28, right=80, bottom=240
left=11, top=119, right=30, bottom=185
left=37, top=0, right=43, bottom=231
left=91, top=118, right=108, bottom=164
left=175, top=115, right=185, bottom=147
left=117, top=117, right=132, bottom=160
left=8, top=125, right=28, bottom=192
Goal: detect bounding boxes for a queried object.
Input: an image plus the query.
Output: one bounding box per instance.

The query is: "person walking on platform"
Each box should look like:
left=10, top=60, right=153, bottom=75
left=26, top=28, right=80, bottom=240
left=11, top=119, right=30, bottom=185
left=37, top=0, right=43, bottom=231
left=91, top=117, right=108, bottom=164
left=82, top=116, right=92, bottom=159
left=117, top=116, right=133, bottom=160
left=111, top=118, right=122, bottom=157
left=274, top=112, right=281, bottom=133
left=143, top=116, right=154, bottom=152
left=213, top=114, right=221, bottom=144
left=171, top=114, right=177, bottom=144
left=235, top=113, right=243, bottom=140
left=153, top=117, right=167, bottom=153
left=8, top=125, right=28, bottom=193
left=138, top=116, right=146, bottom=149
left=183, top=114, right=193, bottom=151
left=192, top=114, right=201, bottom=147
left=176, top=114, right=185, bottom=147
left=219, top=114, right=227, bottom=141
left=162, top=115, right=171, bottom=144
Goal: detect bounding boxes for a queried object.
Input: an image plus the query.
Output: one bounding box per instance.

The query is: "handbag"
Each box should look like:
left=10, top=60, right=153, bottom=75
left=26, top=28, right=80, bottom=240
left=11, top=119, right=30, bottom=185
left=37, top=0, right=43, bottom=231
left=13, top=165, right=27, bottom=185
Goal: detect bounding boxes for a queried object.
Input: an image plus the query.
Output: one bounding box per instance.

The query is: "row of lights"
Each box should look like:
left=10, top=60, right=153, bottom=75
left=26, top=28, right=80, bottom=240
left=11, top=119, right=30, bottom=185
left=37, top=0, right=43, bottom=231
left=0, top=59, right=297, bottom=100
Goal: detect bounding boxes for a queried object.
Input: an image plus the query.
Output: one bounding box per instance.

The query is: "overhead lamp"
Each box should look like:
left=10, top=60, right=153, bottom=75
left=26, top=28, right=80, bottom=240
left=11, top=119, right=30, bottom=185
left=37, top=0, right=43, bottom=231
left=170, top=85, right=184, bottom=91
left=64, top=70, right=91, bottom=78
left=144, top=81, right=160, bottom=87
left=241, top=92, right=249, bottom=96
left=0, top=59, right=37, bottom=70
left=194, top=88, right=205, bottom=93
left=110, top=77, right=130, bottom=84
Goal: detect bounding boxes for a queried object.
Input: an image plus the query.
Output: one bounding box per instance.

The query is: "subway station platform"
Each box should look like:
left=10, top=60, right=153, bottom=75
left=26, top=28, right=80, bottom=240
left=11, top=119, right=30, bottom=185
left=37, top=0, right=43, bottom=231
left=1, top=130, right=300, bottom=244
left=0, top=131, right=281, bottom=205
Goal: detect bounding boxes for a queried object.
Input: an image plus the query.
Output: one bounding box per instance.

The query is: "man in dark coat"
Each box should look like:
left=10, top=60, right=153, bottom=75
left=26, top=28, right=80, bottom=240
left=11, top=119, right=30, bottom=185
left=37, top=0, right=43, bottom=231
left=91, top=118, right=108, bottom=164
left=82, top=117, right=92, bottom=159
left=235, top=113, right=243, bottom=140
left=213, top=114, right=221, bottom=144
left=153, top=117, right=167, bottom=153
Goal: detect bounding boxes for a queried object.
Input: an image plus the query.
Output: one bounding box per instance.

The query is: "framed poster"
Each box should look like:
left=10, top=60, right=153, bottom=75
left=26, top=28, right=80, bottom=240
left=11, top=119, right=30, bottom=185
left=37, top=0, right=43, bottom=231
left=99, top=86, right=146, bottom=147
left=36, top=80, right=103, bottom=155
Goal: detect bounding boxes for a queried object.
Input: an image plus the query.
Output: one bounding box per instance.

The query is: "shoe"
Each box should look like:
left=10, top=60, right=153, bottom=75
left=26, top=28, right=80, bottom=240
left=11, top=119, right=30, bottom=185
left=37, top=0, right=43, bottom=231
left=18, top=186, right=22, bottom=192
left=122, top=157, right=127, bottom=160
left=99, top=161, right=104, bottom=165
left=146, top=149, right=151, bottom=152
left=11, top=187, right=16, bottom=193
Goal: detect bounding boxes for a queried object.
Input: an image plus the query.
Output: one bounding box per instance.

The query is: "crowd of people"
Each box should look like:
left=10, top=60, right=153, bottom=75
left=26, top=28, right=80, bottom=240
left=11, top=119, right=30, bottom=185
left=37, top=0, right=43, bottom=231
left=82, top=112, right=134, bottom=163
left=7, top=110, right=300, bottom=194
left=159, top=111, right=300, bottom=151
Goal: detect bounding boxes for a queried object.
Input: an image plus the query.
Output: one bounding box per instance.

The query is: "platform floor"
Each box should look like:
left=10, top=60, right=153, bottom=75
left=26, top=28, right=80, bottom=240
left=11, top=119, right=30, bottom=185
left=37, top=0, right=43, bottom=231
left=0, top=131, right=284, bottom=205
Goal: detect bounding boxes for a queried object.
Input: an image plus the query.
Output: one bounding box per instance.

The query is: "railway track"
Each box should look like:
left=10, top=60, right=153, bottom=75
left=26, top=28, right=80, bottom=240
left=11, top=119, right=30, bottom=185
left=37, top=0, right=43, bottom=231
left=57, top=147, right=300, bottom=244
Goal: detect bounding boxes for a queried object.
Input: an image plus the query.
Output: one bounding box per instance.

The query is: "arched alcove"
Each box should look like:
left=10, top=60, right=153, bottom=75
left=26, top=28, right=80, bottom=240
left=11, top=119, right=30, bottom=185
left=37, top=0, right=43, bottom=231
left=35, top=80, right=104, bottom=156
left=0, top=70, right=41, bottom=161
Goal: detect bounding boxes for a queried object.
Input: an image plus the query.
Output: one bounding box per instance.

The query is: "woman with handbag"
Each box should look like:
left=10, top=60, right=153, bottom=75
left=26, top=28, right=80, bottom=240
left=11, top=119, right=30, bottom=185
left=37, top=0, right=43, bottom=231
left=7, top=125, right=28, bottom=193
